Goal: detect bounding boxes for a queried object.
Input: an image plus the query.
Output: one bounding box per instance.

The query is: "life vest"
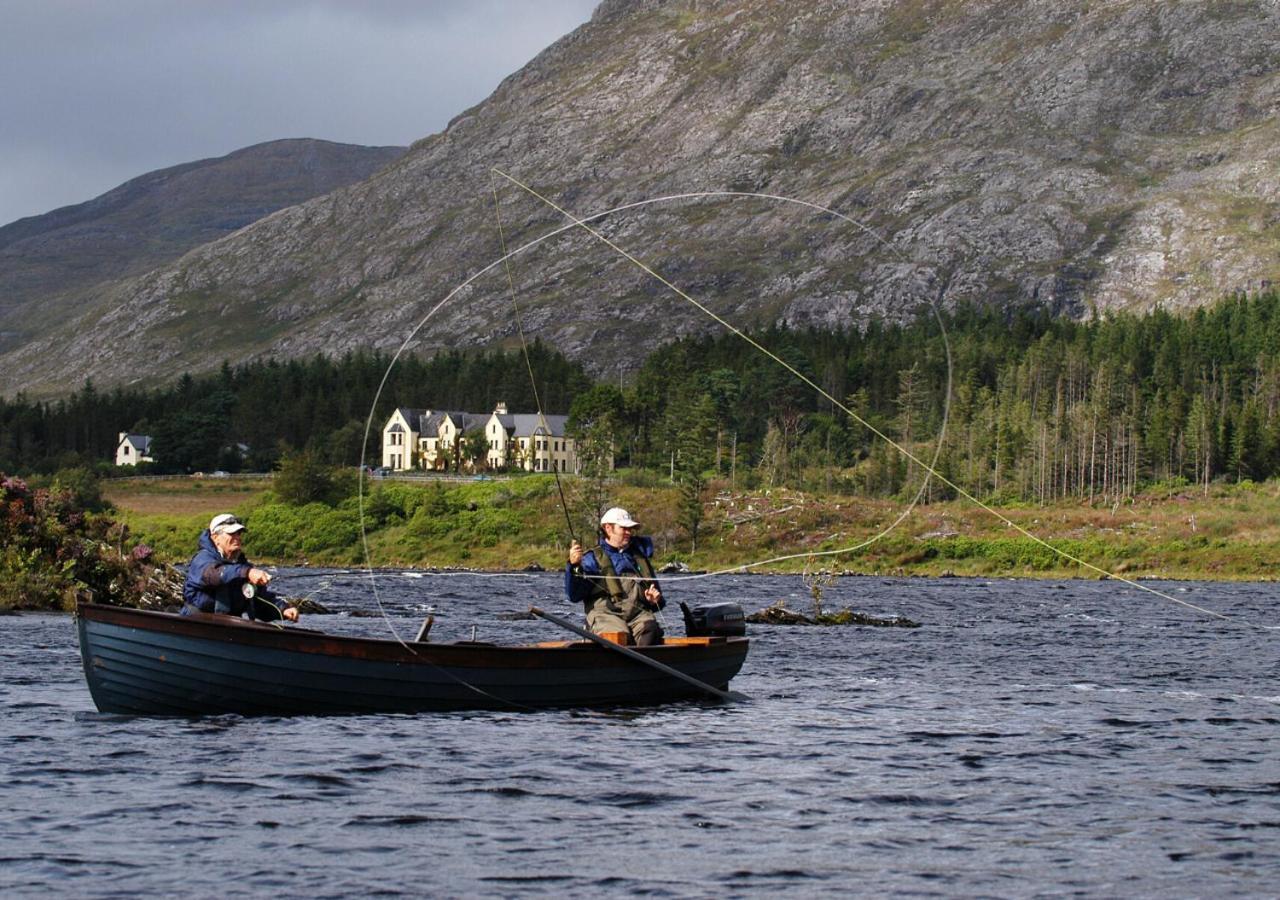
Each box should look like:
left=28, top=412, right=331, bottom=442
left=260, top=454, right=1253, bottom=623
left=584, top=543, right=657, bottom=606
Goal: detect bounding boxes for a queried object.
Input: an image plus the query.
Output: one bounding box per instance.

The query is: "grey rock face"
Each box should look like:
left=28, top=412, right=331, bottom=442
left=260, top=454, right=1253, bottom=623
left=2, top=0, right=1277, bottom=396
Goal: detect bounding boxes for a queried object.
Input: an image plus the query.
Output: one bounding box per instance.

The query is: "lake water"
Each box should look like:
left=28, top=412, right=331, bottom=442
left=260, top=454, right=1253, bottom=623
left=2, top=572, right=1278, bottom=897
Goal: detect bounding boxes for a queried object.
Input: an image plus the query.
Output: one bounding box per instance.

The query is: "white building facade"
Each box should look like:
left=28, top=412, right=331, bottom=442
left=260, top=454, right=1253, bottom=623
left=382, top=402, right=582, bottom=474
left=380, top=408, right=422, bottom=471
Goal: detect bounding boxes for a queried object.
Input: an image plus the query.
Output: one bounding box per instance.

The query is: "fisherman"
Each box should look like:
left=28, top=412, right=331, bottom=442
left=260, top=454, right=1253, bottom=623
left=565, top=507, right=664, bottom=646
left=181, top=513, right=298, bottom=622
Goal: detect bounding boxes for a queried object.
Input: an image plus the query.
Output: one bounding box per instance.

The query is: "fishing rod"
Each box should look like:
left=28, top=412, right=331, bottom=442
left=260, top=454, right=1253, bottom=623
left=354, top=178, right=1269, bottom=630
left=486, top=173, right=947, bottom=589
left=256, top=570, right=341, bottom=607
left=265, top=570, right=352, bottom=580
left=489, top=171, right=578, bottom=547
left=487, top=170, right=1275, bottom=632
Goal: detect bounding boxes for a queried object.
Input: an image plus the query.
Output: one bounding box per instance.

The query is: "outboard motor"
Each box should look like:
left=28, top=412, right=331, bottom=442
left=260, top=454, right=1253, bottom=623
left=680, top=601, right=747, bottom=637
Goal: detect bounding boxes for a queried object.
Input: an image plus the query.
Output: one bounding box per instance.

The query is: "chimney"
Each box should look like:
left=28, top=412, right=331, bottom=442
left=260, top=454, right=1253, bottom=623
left=495, top=401, right=508, bottom=415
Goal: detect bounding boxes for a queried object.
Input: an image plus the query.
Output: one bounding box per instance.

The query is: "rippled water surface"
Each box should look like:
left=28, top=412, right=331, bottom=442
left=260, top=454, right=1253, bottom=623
left=3, top=573, right=1279, bottom=897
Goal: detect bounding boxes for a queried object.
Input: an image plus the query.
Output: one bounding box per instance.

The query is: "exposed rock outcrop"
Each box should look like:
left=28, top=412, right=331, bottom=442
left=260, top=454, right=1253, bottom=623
left=747, top=601, right=920, bottom=627
left=3, top=1, right=1276, bottom=396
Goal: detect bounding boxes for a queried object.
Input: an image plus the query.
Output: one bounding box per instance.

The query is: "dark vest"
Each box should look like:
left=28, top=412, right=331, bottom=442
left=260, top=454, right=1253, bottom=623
left=583, top=544, right=657, bottom=608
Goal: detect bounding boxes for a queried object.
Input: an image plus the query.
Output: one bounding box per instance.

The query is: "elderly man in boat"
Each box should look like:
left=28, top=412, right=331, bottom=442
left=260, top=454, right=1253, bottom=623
left=181, top=513, right=299, bottom=622
left=565, top=507, right=664, bottom=646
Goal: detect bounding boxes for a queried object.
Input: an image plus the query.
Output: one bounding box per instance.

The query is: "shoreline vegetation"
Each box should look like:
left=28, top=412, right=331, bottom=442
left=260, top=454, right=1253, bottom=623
left=108, top=472, right=1280, bottom=579
left=7, top=469, right=1279, bottom=614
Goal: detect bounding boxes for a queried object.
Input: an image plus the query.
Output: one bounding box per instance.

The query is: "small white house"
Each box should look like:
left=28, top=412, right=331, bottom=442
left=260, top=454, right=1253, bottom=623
left=115, top=432, right=154, bottom=467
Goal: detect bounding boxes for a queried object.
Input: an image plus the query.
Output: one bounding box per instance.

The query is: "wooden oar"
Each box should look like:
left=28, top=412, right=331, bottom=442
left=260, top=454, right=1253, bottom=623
left=529, top=606, right=748, bottom=703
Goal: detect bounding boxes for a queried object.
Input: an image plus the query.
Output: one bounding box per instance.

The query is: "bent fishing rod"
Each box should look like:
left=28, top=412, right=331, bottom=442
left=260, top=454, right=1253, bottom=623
left=490, top=170, right=578, bottom=547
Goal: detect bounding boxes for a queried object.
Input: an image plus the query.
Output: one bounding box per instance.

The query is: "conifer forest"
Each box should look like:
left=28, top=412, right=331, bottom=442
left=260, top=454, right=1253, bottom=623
left=3, top=291, right=1279, bottom=506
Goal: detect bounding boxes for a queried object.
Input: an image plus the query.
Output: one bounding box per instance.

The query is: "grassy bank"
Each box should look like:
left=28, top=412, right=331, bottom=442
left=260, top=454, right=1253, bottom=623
left=102, top=474, right=1280, bottom=581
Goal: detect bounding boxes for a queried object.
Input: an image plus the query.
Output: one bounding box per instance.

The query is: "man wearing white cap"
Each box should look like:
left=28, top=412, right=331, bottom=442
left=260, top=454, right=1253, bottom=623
left=565, top=507, right=664, bottom=645
left=181, top=513, right=298, bottom=621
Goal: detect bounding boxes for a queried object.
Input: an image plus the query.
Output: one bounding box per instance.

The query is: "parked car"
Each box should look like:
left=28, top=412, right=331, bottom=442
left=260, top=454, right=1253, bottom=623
left=374, top=467, right=392, bottom=478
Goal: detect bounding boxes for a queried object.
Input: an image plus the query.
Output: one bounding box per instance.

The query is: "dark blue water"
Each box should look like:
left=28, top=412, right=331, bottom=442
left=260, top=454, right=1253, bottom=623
left=2, top=573, right=1278, bottom=897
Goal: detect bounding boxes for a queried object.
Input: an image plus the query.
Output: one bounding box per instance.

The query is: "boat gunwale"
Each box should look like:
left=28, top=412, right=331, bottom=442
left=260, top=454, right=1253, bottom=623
left=76, top=603, right=749, bottom=670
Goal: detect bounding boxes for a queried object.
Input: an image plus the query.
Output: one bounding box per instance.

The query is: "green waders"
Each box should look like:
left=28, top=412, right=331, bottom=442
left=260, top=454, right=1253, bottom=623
left=583, top=545, right=663, bottom=646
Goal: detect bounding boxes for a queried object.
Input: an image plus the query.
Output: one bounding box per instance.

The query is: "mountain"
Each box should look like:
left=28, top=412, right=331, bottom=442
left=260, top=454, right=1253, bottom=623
left=2, top=0, right=1277, bottom=397
left=0, top=139, right=405, bottom=355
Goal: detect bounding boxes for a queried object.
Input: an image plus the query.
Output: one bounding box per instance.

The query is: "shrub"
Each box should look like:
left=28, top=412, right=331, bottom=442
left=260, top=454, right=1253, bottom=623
left=273, top=450, right=334, bottom=506
left=363, top=488, right=398, bottom=526
left=244, top=502, right=315, bottom=558
left=618, top=468, right=663, bottom=489
left=49, top=467, right=109, bottom=512
left=299, top=507, right=361, bottom=555
left=0, top=473, right=163, bottom=610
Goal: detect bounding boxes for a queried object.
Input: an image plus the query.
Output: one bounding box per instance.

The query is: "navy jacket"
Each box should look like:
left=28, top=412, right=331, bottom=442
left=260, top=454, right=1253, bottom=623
left=564, top=535, right=657, bottom=607
left=181, top=530, right=283, bottom=619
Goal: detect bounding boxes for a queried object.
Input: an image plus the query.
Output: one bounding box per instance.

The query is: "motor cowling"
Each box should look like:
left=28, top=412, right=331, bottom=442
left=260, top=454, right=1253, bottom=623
left=680, top=601, right=746, bottom=637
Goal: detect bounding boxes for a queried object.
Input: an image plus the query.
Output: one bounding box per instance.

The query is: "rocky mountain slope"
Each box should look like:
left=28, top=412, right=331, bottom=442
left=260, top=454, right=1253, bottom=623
left=3, top=0, right=1277, bottom=397
left=0, top=139, right=404, bottom=356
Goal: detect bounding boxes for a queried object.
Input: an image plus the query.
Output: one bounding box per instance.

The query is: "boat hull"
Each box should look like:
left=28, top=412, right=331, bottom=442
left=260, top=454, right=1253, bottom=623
left=76, top=604, right=750, bottom=716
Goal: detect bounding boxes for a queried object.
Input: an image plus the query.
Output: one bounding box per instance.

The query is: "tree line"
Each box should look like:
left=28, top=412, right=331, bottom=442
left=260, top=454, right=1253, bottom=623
left=566, top=289, right=1280, bottom=506
left=5, top=290, right=1280, bottom=508
left=0, top=342, right=590, bottom=475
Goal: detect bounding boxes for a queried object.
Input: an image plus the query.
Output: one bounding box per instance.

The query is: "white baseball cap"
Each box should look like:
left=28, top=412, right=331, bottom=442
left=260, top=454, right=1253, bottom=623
left=209, top=513, right=246, bottom=535
left=600, top=507, right=639, bottom=528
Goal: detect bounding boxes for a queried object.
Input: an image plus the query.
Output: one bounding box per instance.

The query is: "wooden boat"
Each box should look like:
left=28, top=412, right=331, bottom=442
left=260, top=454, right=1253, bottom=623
left=76, top=603, right=750, bottom=716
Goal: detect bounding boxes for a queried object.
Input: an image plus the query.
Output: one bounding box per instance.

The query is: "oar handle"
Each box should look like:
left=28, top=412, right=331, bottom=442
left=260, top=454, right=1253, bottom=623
left=529, top=606, right=748, bottom=703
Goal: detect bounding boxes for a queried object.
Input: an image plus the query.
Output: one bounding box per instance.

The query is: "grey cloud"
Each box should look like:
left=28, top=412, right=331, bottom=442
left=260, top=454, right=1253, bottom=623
left=0, top=0, right=598, bottom=224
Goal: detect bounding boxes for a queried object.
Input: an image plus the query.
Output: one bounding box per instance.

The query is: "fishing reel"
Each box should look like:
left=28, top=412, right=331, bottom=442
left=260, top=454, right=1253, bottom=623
left=241, top=570, right=272, bottom=600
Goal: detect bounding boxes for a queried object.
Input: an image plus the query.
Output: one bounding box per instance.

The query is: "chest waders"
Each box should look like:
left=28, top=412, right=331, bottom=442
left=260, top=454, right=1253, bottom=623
left=587, top=546, right=657, bottom=607
left=583, top=545, right=662, bottom=645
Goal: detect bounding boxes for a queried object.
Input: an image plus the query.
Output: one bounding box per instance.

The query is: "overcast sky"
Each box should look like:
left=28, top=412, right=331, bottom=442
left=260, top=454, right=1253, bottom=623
left=0, top=0, right=599, bottom=226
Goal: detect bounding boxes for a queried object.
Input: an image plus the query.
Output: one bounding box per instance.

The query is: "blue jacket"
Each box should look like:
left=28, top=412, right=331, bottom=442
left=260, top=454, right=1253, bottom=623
left=564, top=535, right=657, bottom=607
left=181, top=530, right=283, bottom=619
